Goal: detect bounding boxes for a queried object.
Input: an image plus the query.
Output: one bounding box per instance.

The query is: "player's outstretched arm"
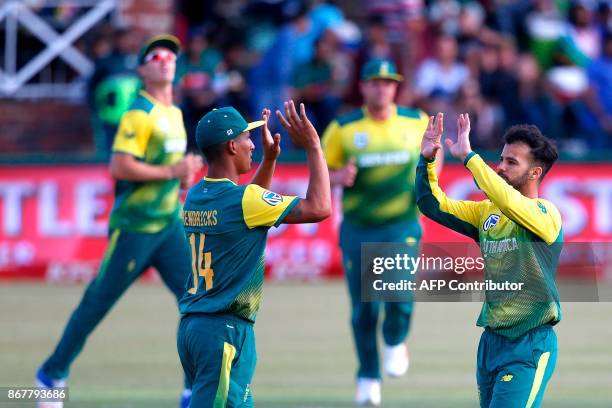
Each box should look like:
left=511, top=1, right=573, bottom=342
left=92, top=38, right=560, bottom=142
left=276, top=100, right=331, bottom=223
left=250, top=108, right=281, bottom=189
left=416, top=113, right=483, bottom=241
left=452, top=114, right=562, bottom=244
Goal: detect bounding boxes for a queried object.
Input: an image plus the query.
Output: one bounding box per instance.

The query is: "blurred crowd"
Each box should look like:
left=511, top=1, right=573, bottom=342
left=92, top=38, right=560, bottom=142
left=85, top=0, right=612, bottom=154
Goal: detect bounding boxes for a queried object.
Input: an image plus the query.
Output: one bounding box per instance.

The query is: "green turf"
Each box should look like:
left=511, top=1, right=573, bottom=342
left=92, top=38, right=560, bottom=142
left=0, top=282, right=611, bottom=407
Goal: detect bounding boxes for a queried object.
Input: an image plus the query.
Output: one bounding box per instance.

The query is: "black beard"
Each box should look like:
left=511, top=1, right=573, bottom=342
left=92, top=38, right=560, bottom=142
left=506, top=172, right=530, bottom=190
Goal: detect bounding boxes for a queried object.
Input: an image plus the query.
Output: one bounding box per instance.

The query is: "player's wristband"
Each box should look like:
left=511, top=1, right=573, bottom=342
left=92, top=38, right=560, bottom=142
left=463, top=151, right=476, bottom=166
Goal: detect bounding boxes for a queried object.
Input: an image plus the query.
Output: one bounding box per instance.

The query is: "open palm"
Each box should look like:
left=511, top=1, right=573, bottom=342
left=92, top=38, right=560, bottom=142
left=261, top=108, right=281, bottom=161
left=445, top=113, right=472, bottom=162
left=420, top=112, right=444, bottom=160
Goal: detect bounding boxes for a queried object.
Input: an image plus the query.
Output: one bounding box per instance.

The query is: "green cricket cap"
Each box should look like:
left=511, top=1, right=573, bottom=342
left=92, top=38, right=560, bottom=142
left=196, top=107, right=265, bottom=150
left=361, top=58, right=403, bottom=82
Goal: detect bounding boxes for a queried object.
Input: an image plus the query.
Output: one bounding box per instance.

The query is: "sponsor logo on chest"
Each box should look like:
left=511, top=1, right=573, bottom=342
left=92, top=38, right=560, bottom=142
left=353, top=132, right=369, bottom=149
left=358, top=151, right=411, bottom=168
left=482, top=214, right=500, bottom=231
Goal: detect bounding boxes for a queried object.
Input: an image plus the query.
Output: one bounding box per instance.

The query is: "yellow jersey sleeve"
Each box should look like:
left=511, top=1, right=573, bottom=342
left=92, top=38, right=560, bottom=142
left=242, top=184, right=300, bottom=229
left=322, top=120, right=345, bottom=169
left=112, top=110, right=153, bottom=158
left=425, top=159, right=486, bottom=227
left=465, top=153, right=562, bottom=244
left=416, top=156, right=486, bottom=241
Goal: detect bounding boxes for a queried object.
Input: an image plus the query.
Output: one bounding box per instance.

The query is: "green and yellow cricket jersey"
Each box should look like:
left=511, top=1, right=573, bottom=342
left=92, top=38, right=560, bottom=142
left=178, top=178, right=299, bottom=322
left=416, top=152, right=563, bottom=339
left=110, top=90, right=187, bottom=233
left=322, top=105, right=429, bottom=226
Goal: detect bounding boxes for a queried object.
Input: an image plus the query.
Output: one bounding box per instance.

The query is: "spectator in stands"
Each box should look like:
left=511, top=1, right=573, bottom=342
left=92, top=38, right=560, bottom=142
left=456, top=1, right=487, bottom=54
left=87, top=28, right=142, bottom=154
left=175, top=28, right=227, bottom=150
left=524, top=0, right=567, bottom=69
left=457, top=77, right=503, bottom=149
left=580, top=32, right=612, bottom=148
left=478, top=40, right=522, bottom=128
left=292, top=30, right=342, bottom=132
left=222, top=37, right=252, bottom=116
left=413, top=35, right=469, bottom=102
left=595, top=1, right=611, bottom=34
left=249, top=0, right=313, bottom=143
left=429, top=0, right=462, bottom=36
left=515, top=54, right=561, bottom=139
left=557, top=1, right=602, bottom=67
left=90, top=28, right=114, bottom=60
left=364, top=0, right=425, bottom=44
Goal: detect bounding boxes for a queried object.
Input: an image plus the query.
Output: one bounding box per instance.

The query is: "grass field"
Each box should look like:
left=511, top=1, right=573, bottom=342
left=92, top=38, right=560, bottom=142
left=1, top=281, right=611, bottom=407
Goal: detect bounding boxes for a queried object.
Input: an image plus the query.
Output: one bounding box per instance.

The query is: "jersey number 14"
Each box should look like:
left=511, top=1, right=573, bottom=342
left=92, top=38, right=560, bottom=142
left=187, top=233, right=214, bottom=294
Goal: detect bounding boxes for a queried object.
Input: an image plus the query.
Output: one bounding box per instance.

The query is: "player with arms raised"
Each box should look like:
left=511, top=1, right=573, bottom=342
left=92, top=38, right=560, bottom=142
left=417, top=113, right=562, bottom=408
left=177, top=101, right=331, bottom=407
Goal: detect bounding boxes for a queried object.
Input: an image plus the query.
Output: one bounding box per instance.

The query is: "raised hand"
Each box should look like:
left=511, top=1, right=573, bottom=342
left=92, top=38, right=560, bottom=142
left=445, top=113, right=473, bottom=162
left=261, top=108, right=281, bottom=161
left=420, top=112, right=444, bottom=160
left=275, top=100, right=320, bottom=151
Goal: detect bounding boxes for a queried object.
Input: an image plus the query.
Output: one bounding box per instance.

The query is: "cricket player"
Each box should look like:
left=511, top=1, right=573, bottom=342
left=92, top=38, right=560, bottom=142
left=36, top=35, right=203, bottom=408
left=176, top=100, right=331, bottom=407
left=417, top=112, right=562, bottom=407
left=322, top=58, right=437, bottom=406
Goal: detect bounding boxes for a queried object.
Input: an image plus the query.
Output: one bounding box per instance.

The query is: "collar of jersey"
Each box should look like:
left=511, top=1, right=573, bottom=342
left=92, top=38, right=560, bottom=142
left=203, top=177, right=237, bottom=185
left=140, top=89, right=172, bottom=108
left=363, top=103, right=398, bottom=121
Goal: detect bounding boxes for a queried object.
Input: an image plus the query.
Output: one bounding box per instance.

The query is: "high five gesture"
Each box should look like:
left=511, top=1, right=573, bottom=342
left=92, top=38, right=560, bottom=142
left=445, top=113, right=473, bottom=162
left=420, top=112, right=444, bottom=160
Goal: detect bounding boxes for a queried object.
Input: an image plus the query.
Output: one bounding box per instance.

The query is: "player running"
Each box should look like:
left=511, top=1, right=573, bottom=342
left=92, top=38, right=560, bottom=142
left=36, top=35, right=203, bottom=408
left=176, top=100, right=331, bottom=407
left=322, top=58, right=438, bottom=406
left=417, top=112, right=562, bottom=408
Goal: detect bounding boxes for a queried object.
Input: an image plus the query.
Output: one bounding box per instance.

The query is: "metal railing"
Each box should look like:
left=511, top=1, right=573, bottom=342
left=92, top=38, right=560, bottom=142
left=0, top=0, right=117, bottom=99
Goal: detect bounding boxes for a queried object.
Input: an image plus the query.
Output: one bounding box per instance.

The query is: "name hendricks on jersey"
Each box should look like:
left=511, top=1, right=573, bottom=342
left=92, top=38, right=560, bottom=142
left=183, top=209, right=218, bottom=227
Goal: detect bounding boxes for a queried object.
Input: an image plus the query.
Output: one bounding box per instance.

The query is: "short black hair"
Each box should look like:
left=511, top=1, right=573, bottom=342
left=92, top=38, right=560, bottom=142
left=503, top=125, right=559, bottom=179
left=201, top=141, right=226, bottom=164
